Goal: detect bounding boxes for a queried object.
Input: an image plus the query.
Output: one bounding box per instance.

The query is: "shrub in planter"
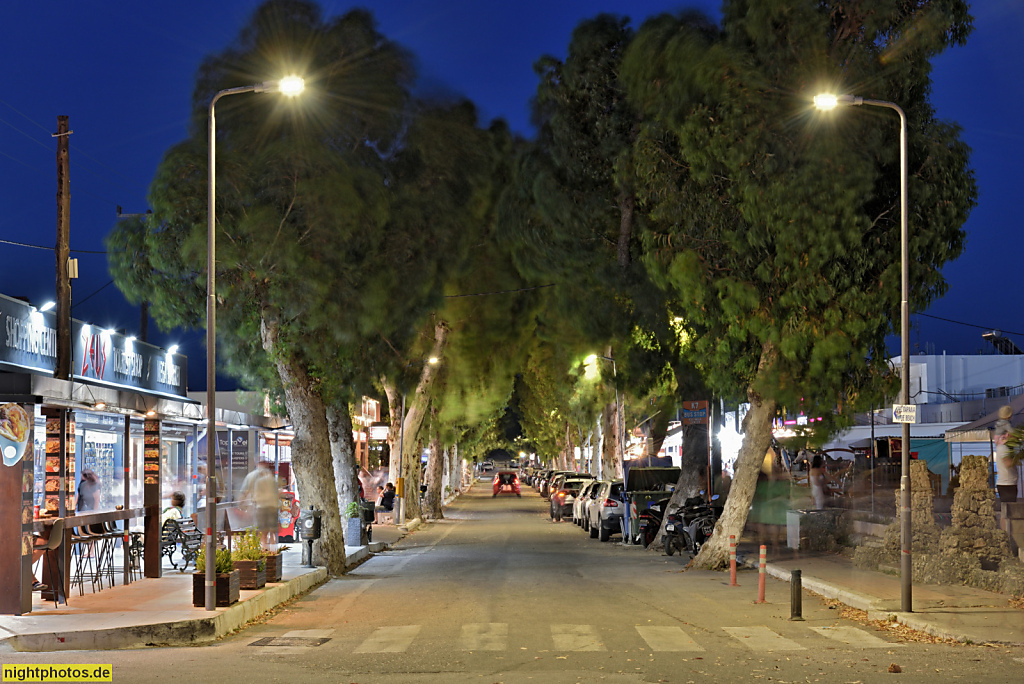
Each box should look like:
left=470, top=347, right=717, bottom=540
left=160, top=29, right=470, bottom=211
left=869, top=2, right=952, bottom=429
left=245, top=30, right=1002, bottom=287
left=232, top=528, right=266, bottom=589
left=263, top=546, right=287, bottom=583
left=193, top=546, right=239, bottom=607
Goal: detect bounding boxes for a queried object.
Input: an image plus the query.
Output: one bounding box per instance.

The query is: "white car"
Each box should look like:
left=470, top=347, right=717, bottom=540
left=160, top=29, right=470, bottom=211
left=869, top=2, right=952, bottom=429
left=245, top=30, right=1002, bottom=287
left=573, top=480, right=601, bottom=526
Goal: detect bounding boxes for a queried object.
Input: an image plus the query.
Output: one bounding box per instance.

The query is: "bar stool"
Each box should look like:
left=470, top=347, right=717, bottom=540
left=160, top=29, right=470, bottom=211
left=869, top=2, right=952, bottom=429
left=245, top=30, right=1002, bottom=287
left=70, top=526, right=99, bottom=596
left=37, top=519, right=66, bottom=608
left=126, top=530, right=144, bottom=583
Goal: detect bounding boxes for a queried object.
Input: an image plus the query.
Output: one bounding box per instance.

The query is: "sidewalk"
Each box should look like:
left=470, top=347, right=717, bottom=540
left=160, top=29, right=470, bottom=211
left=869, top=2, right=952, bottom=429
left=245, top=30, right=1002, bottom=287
left=0, top=485, right=461, bottom=653
left=738, top=542, right=1024, bottom=645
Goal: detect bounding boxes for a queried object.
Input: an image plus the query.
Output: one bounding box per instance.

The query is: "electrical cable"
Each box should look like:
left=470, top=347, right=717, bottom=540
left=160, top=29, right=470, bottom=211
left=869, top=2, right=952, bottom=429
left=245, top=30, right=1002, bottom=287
left=72, top=280, right=114, bottom=309
left=0, top=237, right=107, bottom=255
left=915, top=311, right=1024, bottom=337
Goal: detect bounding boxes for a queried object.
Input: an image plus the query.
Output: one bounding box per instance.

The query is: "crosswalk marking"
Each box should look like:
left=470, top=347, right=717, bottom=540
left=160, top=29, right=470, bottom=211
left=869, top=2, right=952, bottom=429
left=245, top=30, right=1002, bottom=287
left=635, top=626, right=705, bottom=652
left=809, top=626, right=902, bottom=648
left=551, top=624, right=604, bottom=651
left=723, top=626, right=806, bottom=651
left=460, top=623, right=507, bottom=650
left=354, top=625, right=421, bottom=653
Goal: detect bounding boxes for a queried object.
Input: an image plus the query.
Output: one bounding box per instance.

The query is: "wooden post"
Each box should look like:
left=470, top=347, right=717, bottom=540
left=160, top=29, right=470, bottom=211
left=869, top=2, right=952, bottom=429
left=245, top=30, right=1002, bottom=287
left=54, top=116, right=72, bottom=380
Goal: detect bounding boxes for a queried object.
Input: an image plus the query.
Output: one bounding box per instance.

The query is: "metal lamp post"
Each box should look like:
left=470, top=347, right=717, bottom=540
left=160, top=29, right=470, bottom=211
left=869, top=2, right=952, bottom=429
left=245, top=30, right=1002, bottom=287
left=205, top=76, right=304, bottom=611
left=814, top=92, right=911, bottom=612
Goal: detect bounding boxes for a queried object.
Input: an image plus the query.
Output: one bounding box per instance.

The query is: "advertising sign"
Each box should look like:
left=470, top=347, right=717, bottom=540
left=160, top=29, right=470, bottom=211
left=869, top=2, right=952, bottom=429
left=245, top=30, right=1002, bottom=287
left=0, top=293, right=188, bottom=399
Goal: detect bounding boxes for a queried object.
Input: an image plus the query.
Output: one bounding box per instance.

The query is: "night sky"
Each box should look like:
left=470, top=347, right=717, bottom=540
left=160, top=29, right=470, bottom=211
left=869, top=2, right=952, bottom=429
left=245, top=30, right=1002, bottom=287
left=1, top=1, right=1021, bottom=392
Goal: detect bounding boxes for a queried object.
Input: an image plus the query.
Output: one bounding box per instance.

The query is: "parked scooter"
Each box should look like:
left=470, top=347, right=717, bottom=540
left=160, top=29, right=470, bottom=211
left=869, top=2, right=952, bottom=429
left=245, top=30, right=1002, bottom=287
left=663, top=494, right=718, bottom=557
left=635, top=496, right=671, bottom=548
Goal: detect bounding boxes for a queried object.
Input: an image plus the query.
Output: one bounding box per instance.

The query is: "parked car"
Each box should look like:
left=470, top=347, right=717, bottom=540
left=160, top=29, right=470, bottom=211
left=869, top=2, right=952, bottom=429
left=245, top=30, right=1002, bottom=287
left=534, top=469, right=555, bottom=492
left=540, top=470, right=572, bottom=499
left=492, top=470, right=521, bottom=497
left=549, top=477, right=592, bottom=521
left=573, top=480, right=601, bottom=526
left=579, top=480, right=606, bottom=532
left=587, top=480, right=625, bottom=542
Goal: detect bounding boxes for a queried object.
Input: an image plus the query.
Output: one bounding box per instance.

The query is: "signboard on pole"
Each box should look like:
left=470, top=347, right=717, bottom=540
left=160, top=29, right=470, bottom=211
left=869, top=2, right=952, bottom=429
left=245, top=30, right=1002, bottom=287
left=892, top=404, right=918, bottom=424
left=682, top=401, right=709, bottom=425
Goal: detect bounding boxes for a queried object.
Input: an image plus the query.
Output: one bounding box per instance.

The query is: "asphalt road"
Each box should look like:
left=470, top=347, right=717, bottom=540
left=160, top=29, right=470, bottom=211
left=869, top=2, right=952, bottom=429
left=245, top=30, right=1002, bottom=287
left=4, top=482, right=1024, bottom=683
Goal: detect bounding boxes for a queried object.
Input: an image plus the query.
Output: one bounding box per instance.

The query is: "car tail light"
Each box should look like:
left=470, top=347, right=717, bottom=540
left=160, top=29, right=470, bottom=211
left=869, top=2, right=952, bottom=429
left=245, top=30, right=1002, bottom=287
left=602, top=498, right=619, bottom=508
left=558, top=491, right=566, bottom=499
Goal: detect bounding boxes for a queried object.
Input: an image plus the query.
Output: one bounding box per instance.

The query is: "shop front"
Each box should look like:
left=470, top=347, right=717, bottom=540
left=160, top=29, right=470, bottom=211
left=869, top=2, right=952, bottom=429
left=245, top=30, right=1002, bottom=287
left=0, top=293, right=196, bottom=614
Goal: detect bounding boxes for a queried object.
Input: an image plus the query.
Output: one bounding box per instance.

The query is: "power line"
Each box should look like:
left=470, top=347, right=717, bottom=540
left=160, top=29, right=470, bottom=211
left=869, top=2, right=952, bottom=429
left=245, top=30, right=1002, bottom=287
left=0, top=236, right=108, bottom=254
left=915, top=311, right=1024, bottom=337
left=444, top=284, right=554, bottom=299
left=72, top=280, right=114, bottom=309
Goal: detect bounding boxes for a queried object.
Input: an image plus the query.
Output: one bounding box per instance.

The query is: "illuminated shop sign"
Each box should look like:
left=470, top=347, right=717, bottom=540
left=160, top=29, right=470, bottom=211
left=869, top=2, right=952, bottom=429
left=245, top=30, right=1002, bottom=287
left=0, top=293, right=187, bottom=399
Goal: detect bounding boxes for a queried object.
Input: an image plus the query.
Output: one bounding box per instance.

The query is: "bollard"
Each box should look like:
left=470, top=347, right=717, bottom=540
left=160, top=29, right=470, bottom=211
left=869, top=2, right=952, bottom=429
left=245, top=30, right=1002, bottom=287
left=729, top=535, right=739, bottom=586
left=790, top=569, right=804, bottom=620
left=755, top=544, right=767, bottom=603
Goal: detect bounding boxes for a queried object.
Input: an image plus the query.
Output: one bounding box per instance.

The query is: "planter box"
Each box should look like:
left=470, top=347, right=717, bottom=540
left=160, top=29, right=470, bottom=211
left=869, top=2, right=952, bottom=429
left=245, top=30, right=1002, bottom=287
left=345, top=517, right=366, bottom=546
left=234, top=559, right=266, bottom=589
left=263, top=553, right=283, bottom=583
left=192, top=570, right=240, bottom=607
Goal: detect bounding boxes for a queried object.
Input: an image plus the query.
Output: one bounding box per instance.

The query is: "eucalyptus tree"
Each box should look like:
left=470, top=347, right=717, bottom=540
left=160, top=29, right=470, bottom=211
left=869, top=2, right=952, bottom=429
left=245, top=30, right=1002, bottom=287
left=622, top=0, right=975, bottom=567
left=106, top=1, right=454, bottom=572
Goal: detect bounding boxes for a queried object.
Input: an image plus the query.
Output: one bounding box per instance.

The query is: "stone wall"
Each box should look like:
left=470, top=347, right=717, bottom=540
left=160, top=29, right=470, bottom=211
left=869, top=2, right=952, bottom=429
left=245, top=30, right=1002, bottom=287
left=938, top=455, right=1011, bottom=570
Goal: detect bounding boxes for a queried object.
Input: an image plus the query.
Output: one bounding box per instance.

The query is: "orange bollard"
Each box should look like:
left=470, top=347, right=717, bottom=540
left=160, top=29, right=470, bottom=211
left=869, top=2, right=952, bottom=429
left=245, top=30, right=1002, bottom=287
left=755, top=544, right=767, bottom=603
left=729, top=535, right=739, bottom=586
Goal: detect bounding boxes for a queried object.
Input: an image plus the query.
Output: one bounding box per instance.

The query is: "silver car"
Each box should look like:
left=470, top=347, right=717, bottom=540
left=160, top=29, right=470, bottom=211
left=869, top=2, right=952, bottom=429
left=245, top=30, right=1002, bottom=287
left=587, top=480, right=625, bottom=542
left=573, top=480, right=601, bottom=526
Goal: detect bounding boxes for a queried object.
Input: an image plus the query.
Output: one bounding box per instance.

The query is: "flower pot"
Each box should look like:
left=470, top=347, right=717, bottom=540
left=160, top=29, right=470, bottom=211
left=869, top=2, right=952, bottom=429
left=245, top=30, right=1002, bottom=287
left=192, top=570, right=240, bottom=607
left=234, top=559, right=266, bottom=589
left=345, top=517, right=365, bottom=546
left=263, top=553, right=283, bottom=583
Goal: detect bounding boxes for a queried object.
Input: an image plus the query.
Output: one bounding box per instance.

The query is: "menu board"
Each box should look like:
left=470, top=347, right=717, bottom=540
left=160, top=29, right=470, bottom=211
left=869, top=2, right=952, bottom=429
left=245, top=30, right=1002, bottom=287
left=41, top=409, right=74, bottom=515
left=144, top=419, right=160, bottom=485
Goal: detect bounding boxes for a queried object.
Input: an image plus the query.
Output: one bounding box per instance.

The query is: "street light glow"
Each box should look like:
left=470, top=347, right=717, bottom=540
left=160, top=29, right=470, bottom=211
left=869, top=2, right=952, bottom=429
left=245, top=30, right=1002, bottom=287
left=276, top=75, right=305, bottom=97
left=38, top=301, right=56, bottom=312
left=428, top=356, right=439, bottom=364
left=813, top=93, right=838, bottom=110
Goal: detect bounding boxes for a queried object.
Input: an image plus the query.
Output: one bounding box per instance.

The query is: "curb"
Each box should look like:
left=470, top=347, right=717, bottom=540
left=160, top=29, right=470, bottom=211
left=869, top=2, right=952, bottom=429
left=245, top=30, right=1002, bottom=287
left=4, top=569, right=328, bottom=652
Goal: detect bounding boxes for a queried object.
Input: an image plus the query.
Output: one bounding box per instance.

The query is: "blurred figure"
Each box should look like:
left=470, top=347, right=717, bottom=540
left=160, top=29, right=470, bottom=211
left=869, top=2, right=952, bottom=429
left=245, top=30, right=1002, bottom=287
left=162, top=491, right=185, bottom=526
left=241, top=461, right=280, bottom=550
left=809, top=455, right=827, bottom=510
left=995, top=405, right=1017, bottom=503
left=77, top=469, right=101, bottom=512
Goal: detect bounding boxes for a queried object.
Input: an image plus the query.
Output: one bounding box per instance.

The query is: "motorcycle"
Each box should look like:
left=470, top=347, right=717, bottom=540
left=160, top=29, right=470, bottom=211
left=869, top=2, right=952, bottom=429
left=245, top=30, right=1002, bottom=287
left=663, top=494, right=718, bottom=558
left=635, top=496, right=671, bottom=548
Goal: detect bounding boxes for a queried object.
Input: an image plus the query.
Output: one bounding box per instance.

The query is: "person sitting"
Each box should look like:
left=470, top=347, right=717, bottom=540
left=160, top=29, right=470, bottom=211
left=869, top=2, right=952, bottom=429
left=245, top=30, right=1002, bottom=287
left=161, top=491, right=185, bottom=526
left=376, top=483, right=396, bottom=523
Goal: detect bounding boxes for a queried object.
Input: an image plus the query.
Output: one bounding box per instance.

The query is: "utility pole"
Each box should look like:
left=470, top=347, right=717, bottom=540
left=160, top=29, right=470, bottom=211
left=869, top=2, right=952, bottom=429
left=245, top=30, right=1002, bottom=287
left=54, top=116, right=73, bottom=380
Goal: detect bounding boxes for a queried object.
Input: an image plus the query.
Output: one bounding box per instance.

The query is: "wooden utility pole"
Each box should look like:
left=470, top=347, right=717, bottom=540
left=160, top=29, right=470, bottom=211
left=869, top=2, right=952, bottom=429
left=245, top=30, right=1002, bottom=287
left=54, top=115, right=72, bottom=380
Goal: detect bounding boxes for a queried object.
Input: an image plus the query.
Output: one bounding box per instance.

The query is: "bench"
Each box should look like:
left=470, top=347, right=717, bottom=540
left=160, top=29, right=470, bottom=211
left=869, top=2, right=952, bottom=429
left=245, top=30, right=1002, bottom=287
left=160, top=518, right=202, bottom=572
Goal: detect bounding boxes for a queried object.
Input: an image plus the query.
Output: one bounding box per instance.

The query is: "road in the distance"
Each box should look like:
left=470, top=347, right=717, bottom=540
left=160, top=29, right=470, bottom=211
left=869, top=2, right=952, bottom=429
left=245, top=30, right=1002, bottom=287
left=3, top=481, right=1022, bottom=683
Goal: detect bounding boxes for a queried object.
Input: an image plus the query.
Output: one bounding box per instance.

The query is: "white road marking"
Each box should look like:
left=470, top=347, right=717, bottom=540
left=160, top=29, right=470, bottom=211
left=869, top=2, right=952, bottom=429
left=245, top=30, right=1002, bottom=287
left=354, top=625, right=421, bottom=653
left=635, top=625, right=705, bottom=652
left=810, top=626, right=903, bottom=648
left=551, top=624, right=604, bottom=651
left=723, top=626, right=806, bottom=651
left=460, top=623, right=508, bottom=650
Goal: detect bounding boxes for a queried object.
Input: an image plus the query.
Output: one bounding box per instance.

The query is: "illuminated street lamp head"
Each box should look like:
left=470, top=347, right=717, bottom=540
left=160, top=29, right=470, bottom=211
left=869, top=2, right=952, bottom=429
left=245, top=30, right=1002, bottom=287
left=428, top=356, right=439, bottom=364
left=813, top=93, right=863, bottom=110
left=276, top=75, right=305, bottom=96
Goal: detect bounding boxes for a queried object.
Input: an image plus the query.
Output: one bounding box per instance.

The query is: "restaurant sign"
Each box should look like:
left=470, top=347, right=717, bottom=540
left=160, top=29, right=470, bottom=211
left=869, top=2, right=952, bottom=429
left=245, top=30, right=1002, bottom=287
left=0, top=293, right=187, bottom=399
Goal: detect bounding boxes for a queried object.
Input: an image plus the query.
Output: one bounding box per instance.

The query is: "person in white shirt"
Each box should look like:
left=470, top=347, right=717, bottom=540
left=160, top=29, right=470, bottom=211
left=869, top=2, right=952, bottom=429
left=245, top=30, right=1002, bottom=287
left=995, top=405, right=1018, bottom=504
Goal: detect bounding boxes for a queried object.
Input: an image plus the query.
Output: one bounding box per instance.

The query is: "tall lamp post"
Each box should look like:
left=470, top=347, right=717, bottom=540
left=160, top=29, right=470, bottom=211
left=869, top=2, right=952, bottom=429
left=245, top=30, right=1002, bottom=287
left=205, top=76, right=304, bottom=611
left=814, top=92, right=911, bottom=613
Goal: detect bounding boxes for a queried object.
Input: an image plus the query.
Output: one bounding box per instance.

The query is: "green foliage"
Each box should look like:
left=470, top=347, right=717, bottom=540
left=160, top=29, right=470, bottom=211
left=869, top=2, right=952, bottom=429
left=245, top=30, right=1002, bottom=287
left=197, top=546, right=234, bottom=574
left=621, top=1, right=976, bottom=432
left=343, top=501, right=359, bottom=519
left=232, top=528, right=266, bottom=564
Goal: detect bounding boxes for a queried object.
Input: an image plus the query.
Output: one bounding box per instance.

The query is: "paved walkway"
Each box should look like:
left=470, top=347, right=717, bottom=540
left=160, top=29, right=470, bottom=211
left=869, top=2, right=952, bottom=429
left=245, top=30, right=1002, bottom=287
left=737, top=541, right=1024, bottom=645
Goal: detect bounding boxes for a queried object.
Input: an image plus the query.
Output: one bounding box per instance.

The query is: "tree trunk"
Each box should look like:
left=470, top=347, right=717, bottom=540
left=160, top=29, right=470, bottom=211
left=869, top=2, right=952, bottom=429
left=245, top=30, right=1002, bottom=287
left=617, top=191, right=635, bottom=270
left=647, top=424, right=708, bottom=552
left=691, top=344, right=778, bottom=570
left=600, top=403, right=620, bottom=480
left=381, top=319, right=449, bottom=519
left=646, top=398, right=673, bottom=458
left=422, top=405, right=445, bottom=519
left=326, top=404, right=360, bottom=544
left=261, top=314, right=345, bottom=575
left=450, top=444, right=460, bottom=496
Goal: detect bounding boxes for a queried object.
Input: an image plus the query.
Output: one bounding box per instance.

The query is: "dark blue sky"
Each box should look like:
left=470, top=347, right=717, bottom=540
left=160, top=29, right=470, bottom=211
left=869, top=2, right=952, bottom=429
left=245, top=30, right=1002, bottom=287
left=0, top=1, right=1021, bottom=391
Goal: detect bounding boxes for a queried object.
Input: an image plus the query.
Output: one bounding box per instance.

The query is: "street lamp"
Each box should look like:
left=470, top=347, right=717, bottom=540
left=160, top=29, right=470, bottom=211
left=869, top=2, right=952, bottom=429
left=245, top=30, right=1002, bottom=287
left=205, top=75, right=304, bottom=611
left=814, top=91, right=911, bottom=612
left=585, top=354, right=623, bottom=479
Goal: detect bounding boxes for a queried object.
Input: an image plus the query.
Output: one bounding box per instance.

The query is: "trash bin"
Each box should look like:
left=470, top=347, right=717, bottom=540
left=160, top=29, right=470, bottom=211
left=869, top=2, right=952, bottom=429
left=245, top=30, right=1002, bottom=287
left=298, top=508, right=322, bottom=540
left=360, top=500, right=375, bottom=524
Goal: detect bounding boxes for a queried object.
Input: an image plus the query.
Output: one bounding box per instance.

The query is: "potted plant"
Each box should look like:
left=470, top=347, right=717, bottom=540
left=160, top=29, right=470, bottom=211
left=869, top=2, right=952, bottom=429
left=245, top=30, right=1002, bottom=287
left=232, top=528, right=266, bottom=589
left=344, top=501, right=365, bottom=546
left=262, top=545, right=287, bottom=583
left=192, top=546, right=239, bottom=607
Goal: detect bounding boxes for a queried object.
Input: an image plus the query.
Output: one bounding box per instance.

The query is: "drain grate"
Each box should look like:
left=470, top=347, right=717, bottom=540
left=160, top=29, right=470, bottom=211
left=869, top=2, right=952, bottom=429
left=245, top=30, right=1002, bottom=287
left=249, top=637, right=331, bottom=647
